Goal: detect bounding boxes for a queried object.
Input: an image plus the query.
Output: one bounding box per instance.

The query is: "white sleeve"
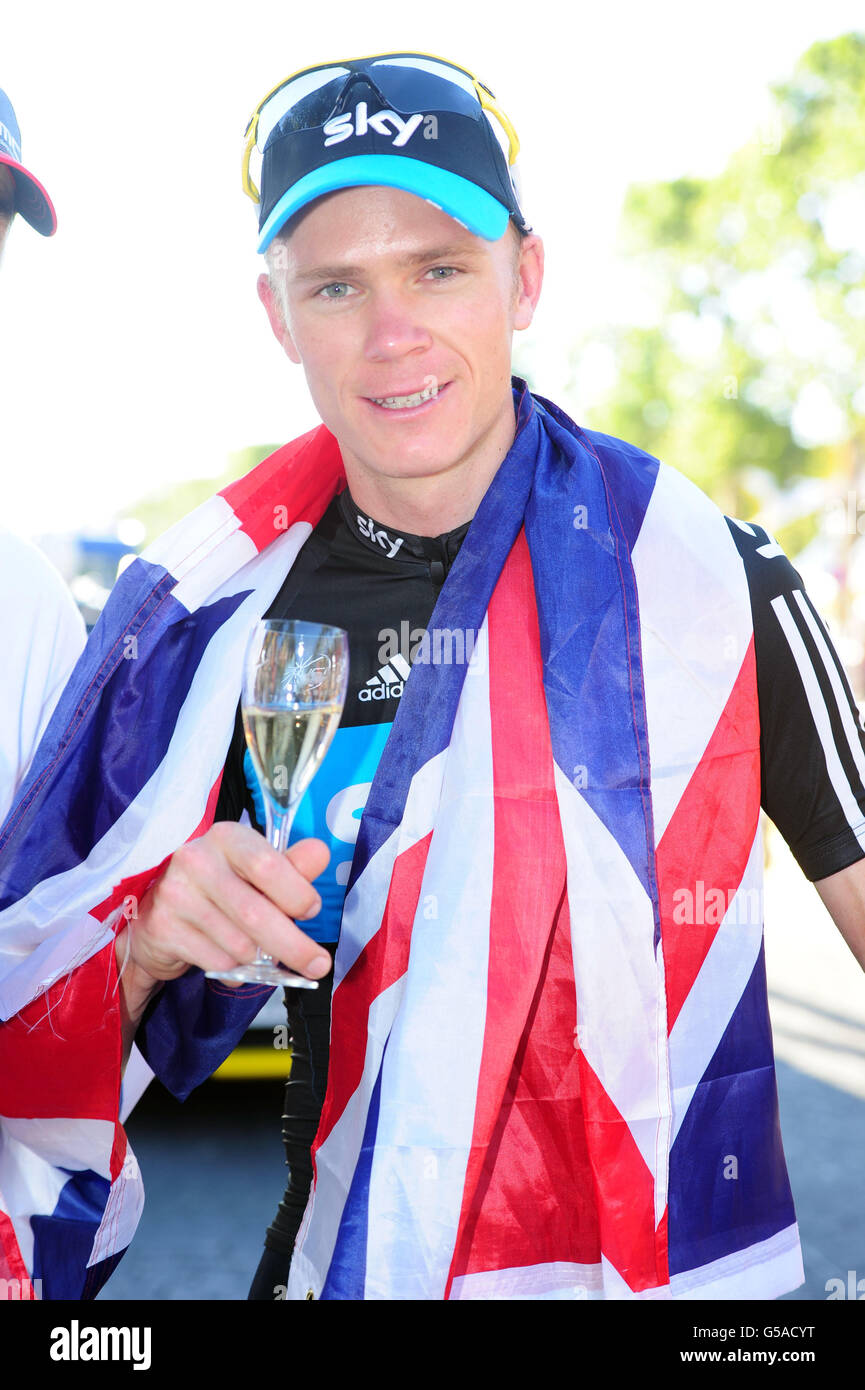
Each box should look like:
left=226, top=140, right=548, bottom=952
left=0, top=529, right=87, bottom=825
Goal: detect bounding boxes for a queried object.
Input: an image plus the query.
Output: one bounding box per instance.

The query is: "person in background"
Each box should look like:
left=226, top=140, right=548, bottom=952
left=0, top=86, right=86, bottom=824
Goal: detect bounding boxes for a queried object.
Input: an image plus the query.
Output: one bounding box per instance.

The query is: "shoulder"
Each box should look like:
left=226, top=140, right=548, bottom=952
left=0, top=527, right=85, bottom=647
left=722, top=517, right=806, bottom=598
left=577, top=425, right=661, bottom=473
left=0, top=527, right=78, bottom=602
left=533, top=392, right=660, bottom=476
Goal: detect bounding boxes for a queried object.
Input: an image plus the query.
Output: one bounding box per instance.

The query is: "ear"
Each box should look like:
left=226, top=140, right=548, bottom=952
left=257, top=273, right=301, bottom=364
left=512, top=234, right=544, bottom=332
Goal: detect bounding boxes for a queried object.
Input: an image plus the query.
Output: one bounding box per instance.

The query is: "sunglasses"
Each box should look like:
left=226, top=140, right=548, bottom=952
left=242, top=50, right=521, bottom=206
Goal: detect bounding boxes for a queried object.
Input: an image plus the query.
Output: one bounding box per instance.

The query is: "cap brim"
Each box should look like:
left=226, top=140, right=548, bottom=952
left=0, top=153, right=57, bottom=236
left=257, top=153, right=509, bottom=253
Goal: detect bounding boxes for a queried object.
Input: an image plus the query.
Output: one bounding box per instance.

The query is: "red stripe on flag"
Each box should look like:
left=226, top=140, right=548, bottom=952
left=578, top=1053, right=667, bottom=1292
left=0, top=940, right=121, bottom=1120
left=109, top=1120, right=127, bottom=1183
left=314, top=831, right=432, bottom=1153
left=446, top=530, right=602, bottom=1292
left=220, top=426, right=345, bottom=552
left=0, top=1210, right=30, bottom=1287
left=656, top=637, right=761, bottom=1029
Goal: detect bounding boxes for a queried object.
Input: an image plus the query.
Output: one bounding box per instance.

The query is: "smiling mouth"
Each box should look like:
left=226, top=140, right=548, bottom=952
left=366, top=381, right=447, bottom=411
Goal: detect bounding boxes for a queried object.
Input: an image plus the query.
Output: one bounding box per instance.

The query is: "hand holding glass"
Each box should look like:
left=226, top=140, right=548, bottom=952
left=206, top=619, right=349, bottom=988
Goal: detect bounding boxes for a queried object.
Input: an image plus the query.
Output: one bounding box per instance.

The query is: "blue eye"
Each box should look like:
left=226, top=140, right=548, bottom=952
left=319, top=282, right=352, bottom=299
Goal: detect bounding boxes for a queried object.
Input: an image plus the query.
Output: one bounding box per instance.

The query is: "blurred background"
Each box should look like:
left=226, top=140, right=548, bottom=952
left=1, top=0, right=863, bottom=1301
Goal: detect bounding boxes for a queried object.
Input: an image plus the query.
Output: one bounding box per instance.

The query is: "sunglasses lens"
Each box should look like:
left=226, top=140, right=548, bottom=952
left=259, top=57, right=486, bottom=155
left=275, top=77, right=354, bottom=135
left=366, top=60, right=482, bottom=116
left=257, top=66, right=351, bottom=149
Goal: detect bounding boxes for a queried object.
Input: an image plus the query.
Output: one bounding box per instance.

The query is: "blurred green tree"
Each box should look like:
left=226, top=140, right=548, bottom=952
left=575, top=29, right=865, bottom=582
left=127, top=444, right=280, bottom=548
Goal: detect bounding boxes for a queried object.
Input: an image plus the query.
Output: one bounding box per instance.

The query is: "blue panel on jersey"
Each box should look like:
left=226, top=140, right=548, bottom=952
left=243, top=721, right=393, bottom=943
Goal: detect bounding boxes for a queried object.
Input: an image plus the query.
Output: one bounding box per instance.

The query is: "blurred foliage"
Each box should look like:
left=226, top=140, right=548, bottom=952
left=573, top=30, right=865, bottom=560
left=128, top=444, right=280, bottom=548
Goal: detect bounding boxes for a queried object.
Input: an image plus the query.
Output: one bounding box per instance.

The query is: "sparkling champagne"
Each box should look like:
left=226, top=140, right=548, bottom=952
left=243, top=702, right=343, bottom=813
left=206, top=619, right=348, bottom=989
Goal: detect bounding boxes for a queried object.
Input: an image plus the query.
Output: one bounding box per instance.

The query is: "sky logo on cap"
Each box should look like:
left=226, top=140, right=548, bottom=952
left=323, top=102, right=429, bottom=149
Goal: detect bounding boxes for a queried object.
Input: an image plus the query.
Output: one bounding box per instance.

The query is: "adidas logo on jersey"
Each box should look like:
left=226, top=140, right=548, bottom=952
left=359, top=653, right=411, bottom=702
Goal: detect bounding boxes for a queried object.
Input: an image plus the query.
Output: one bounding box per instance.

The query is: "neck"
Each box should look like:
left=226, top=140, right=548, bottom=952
left=338, top=391, right=518, bottom=537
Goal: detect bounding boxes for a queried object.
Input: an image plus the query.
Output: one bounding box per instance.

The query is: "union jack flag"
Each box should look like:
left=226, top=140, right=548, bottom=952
left=0, top=380, right=803, bottom=1300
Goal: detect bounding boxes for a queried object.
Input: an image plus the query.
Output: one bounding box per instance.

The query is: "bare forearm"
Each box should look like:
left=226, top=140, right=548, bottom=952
left=813, top=866, right=865, bottom=972
left=115, top=927, right=164, bottom=1072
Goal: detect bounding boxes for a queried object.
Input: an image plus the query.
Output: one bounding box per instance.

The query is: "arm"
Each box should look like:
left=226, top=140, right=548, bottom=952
left=113, top=825, right=332, bottom=1073
left=115, top=930, right=165, bottom=1074
left=813, top=858, right=865, bottom=973
left=725, top=517, right=865, bottom=973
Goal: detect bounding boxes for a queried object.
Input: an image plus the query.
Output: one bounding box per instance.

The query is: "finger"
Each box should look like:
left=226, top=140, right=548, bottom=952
left=193, top=864, right=331, bottom=977
left=284, top=837, right=331, bottom=881
left=219, top=833, right=327, bottom=924
left=129, top=913, right=256, bottom=981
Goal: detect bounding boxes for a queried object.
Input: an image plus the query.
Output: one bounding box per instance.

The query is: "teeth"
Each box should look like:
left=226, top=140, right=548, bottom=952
left=372, top=383, right=439, bottom=409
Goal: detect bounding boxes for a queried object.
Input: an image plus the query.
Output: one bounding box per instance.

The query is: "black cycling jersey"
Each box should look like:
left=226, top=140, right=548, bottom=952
left=727, top=515, right=865, bottom=881
left=214, top=486, right=470, bottom=943
left=217, top=494, right=865, bottom=1298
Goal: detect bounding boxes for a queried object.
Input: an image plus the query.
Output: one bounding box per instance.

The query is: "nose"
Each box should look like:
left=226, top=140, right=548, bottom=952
left=362, top=288, right=433, bottom=363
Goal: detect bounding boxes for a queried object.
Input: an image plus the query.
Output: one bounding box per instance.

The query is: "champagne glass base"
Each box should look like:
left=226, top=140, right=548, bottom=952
left=204, top=962, right=319, bottom=989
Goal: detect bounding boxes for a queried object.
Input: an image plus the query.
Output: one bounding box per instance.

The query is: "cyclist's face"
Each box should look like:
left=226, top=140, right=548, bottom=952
left=258, top=185, right=543, bottom=490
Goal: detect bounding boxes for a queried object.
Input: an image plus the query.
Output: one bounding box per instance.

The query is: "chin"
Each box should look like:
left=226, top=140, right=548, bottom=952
left=366, top=449, right=460, bottom=481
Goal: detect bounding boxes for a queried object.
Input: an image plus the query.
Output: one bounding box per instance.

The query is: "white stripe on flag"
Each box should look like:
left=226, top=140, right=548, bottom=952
left=335, top=748, right=447, bottom=989
left=553, top=764, right=669, bottom=1187
left=287, top=977, right=406, bottom=1299
left=668, top=819, right=765, bottom=1145
left=362, top=647, right=495, bottom=1299
left=0, top=1115, right=116, bottom=1178
left=142, top=493, right=258, bottom=613
left=669, top=1222, right=803, bottom=1300
left=632, top=462, right=753, bottom=845
left=0, top=527, right=313, bottom=1018
left=0, top=1151, right=68, bottom=1277
left=89, top=1159, right=145, bottom=1266
left=450, top=1260, right=604, bottom=1300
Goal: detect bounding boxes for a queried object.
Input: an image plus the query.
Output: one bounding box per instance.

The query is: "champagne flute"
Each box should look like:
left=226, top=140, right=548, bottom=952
left=206, top=619, right=349, bottom=988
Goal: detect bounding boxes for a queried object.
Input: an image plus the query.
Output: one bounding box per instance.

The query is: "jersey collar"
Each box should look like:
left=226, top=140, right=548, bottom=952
left=337, top=486, right=471, bottom=568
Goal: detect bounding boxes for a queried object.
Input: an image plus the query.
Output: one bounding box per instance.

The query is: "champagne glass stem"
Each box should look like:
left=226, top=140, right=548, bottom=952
left=268, top=798, right=296, bottom=854
left=252, top=796, right=297, bottom=970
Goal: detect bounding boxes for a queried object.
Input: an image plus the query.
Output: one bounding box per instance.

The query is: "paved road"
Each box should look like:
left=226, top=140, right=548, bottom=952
left=763, top=824, right=865, bottom=1301
left=98, top=822, right=865, bottom=1302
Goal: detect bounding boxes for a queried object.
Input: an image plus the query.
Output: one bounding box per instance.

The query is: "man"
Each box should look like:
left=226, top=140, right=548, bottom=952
left=0, top=86, right=56, bottom=250
left=1, top=52, right=864, bottom=1302
left=0, top=87, right=85, bottom=828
